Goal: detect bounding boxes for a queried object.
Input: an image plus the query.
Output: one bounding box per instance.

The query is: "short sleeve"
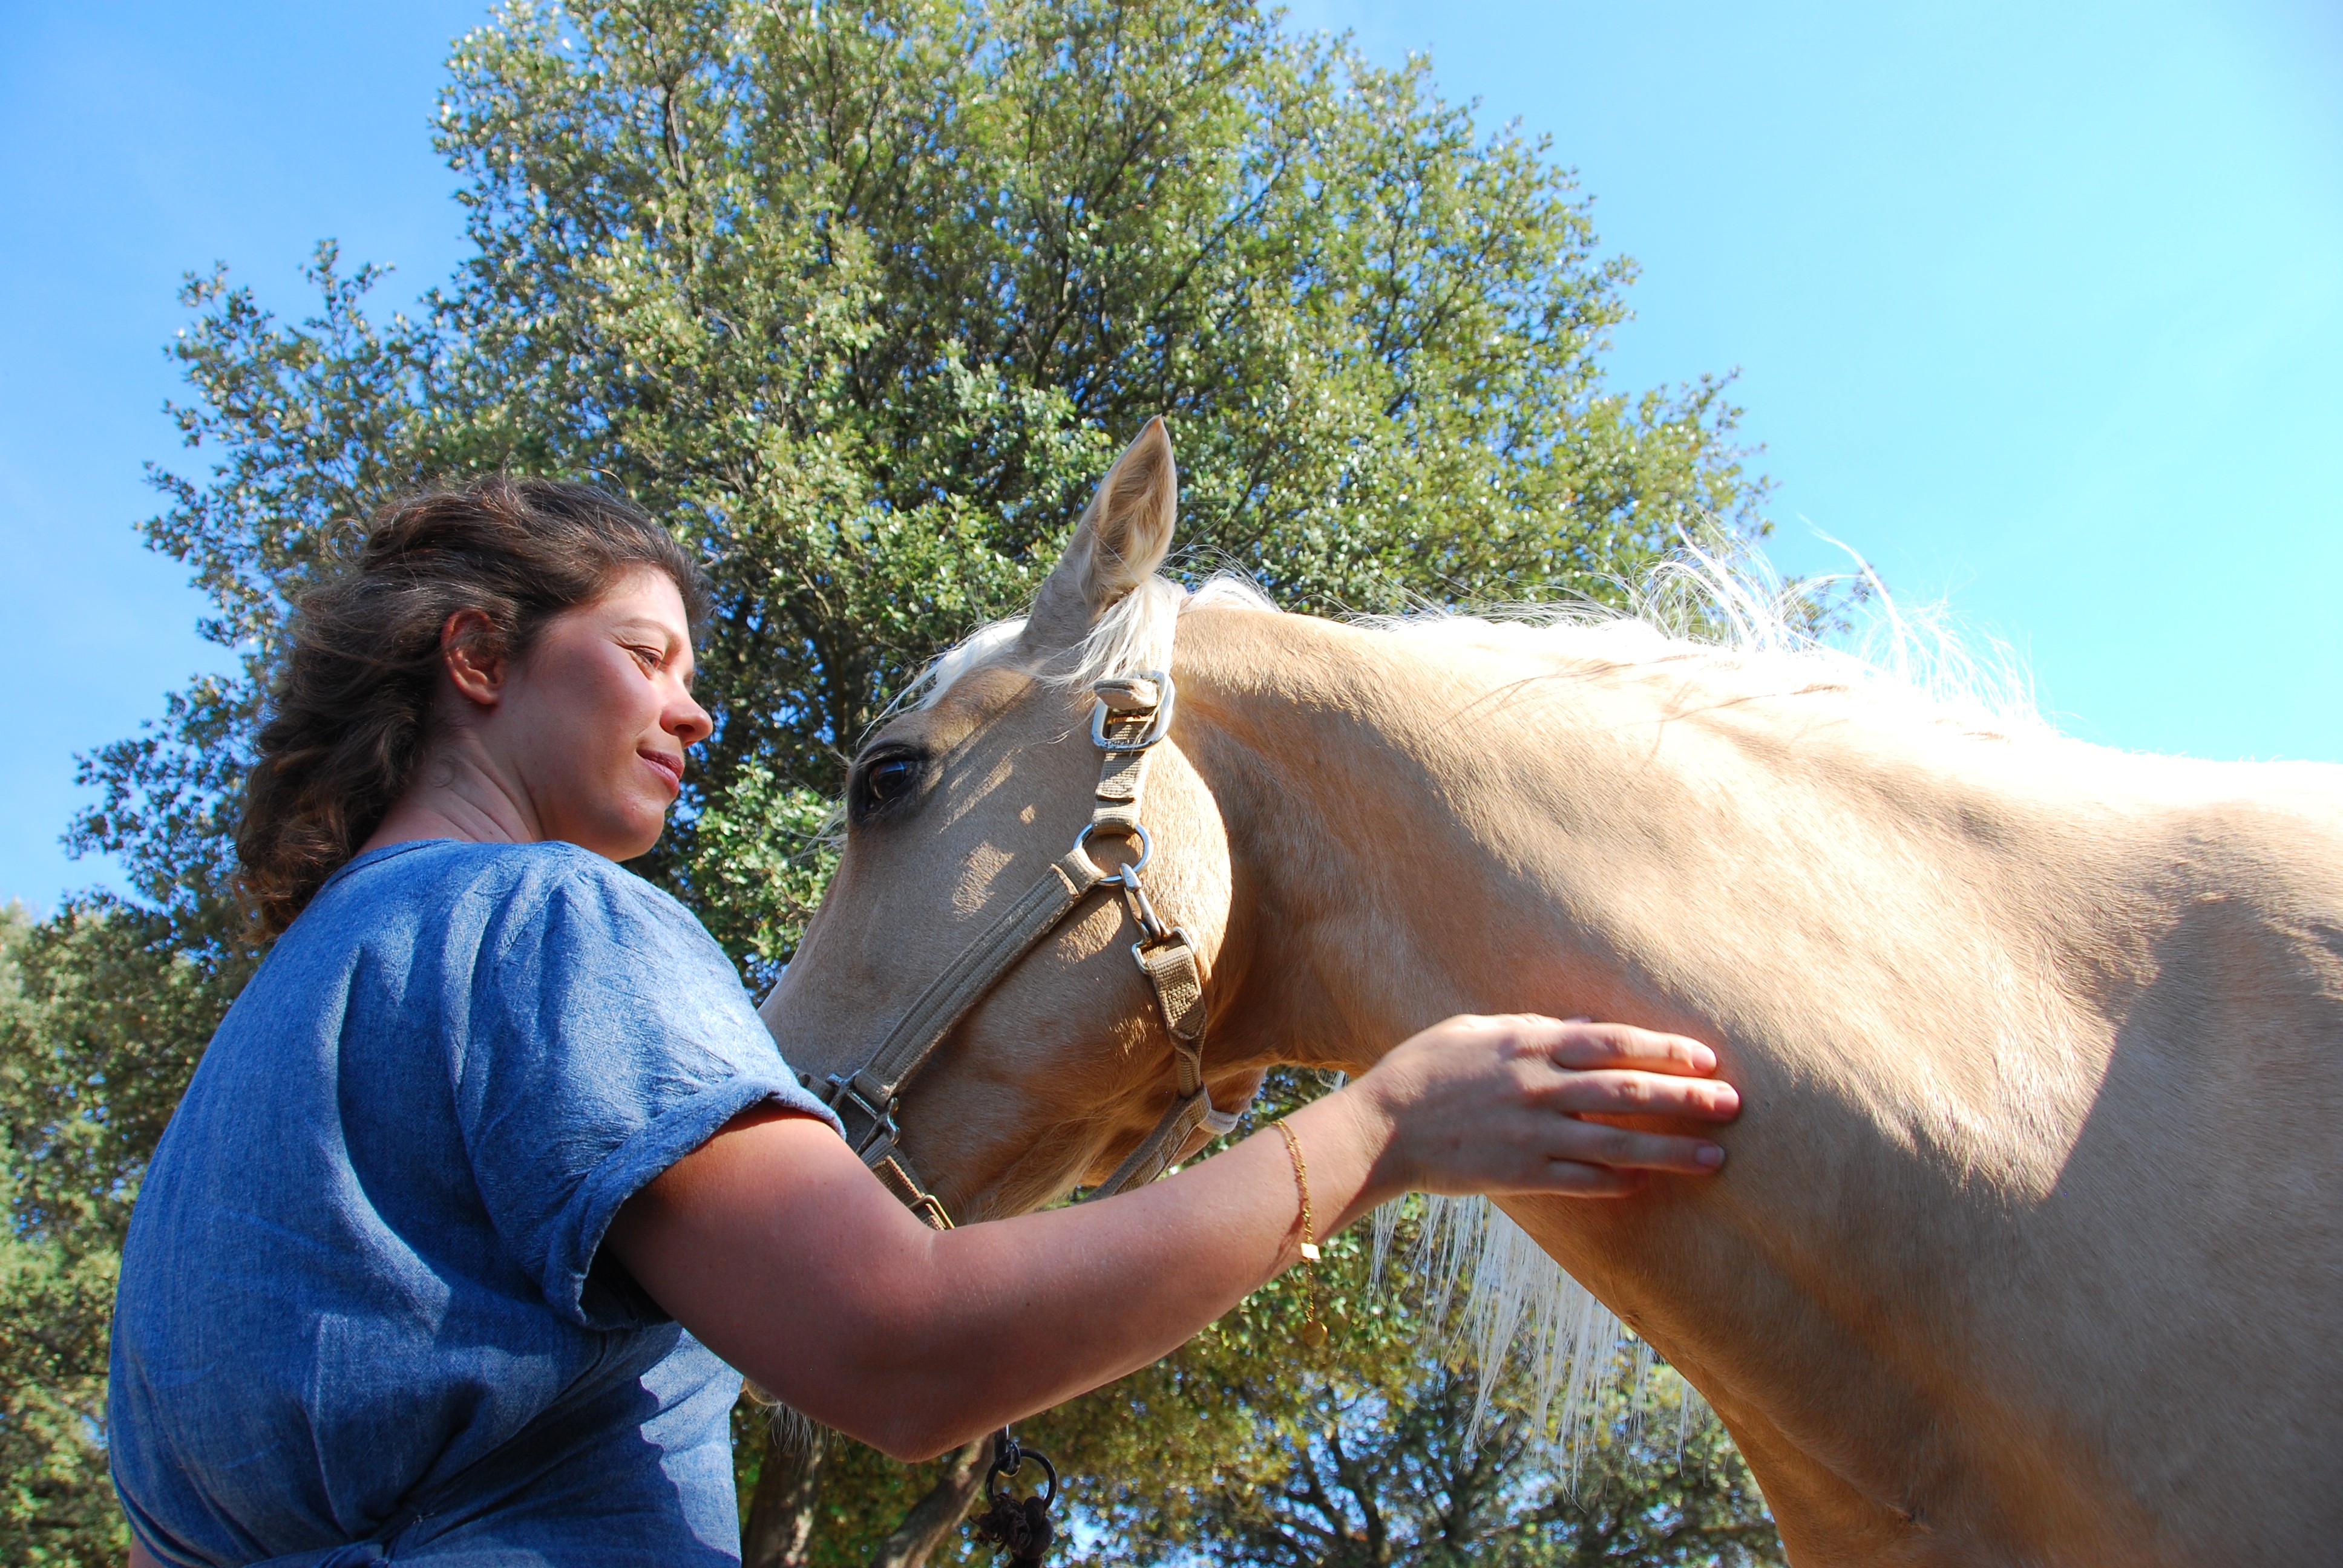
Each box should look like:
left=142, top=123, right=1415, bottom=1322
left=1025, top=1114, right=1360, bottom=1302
left=454, top=857, right=841, bottom=1330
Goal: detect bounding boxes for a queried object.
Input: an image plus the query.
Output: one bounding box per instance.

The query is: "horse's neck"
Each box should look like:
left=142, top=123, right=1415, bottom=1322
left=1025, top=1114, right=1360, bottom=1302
left=1186, top=612, right=2128, bottom=1121
left=1179, top=610, right=2155, bottom=1557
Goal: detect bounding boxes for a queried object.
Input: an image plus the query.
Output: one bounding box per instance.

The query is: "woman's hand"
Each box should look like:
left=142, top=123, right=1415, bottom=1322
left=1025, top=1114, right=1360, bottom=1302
left=1344, top=1014, right=1738, bottom=1202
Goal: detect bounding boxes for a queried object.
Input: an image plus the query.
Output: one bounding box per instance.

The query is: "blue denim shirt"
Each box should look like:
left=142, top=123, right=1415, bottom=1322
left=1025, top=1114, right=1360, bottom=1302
left=108, top=840, right=839, bottom=1567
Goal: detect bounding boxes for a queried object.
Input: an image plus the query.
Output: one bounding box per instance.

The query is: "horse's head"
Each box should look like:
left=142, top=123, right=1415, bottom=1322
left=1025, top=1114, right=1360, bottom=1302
left=761, top=420, right=1265, bottom=1223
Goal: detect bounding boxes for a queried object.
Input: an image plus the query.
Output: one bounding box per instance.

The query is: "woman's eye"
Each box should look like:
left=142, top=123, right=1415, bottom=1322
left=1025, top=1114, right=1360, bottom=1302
left=857, top=756, right=920, bottom=814
left=629, top=645, right=660, bottom=672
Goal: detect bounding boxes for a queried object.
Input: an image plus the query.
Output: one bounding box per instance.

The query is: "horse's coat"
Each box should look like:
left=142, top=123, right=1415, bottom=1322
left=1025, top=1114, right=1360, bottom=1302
left=762, top=421, right=2343, bottom=1566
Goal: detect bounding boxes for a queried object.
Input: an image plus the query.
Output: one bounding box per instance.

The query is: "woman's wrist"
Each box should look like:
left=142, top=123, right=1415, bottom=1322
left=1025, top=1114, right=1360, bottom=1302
left=1280, top=1081, right=1407, bottom=1237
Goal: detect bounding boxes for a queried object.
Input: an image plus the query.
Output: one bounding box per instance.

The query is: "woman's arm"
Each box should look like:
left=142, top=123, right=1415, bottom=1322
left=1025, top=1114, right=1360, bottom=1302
left=605, top=1014, right=1735, bottom=1460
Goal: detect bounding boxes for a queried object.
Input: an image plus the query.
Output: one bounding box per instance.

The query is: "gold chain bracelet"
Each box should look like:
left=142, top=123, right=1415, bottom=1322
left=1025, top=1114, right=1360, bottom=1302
left=1274, top=1120, right=1328, bottom=1348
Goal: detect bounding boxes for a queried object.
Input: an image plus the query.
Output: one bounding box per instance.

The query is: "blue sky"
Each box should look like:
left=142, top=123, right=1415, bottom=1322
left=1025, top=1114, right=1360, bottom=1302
left=2, top=0, right=2338, bottom=912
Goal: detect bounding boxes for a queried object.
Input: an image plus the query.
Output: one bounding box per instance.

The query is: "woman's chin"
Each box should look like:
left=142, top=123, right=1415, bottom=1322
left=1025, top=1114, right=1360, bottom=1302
left=555, top=808, right=667, bottom=864
left=614, top=822, right=668, bottom=862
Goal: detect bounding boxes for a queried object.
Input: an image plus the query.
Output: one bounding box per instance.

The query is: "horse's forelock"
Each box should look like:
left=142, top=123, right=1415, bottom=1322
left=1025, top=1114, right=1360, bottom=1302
left=916, top=571, right=1277, bottom=709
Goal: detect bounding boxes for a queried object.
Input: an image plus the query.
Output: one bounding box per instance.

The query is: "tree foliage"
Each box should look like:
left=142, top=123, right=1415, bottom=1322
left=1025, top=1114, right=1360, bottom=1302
left=104, top=0, right=1764, bottom=981
left=1044, top=1209, right=1782, bottom=1568
left=2, top=1, right=1779, bottom=1561
left=734, top=1194, right=1782, bottom=1567
left=1, top=899, right=249, bottom=1564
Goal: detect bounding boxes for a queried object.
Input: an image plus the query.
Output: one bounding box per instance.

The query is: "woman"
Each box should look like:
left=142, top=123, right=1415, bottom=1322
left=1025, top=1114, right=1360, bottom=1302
left=108, top=479, right=1740, bottom=1567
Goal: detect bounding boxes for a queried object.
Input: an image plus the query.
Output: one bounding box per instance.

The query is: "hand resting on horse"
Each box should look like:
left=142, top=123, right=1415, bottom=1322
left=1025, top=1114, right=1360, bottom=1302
left=605, top=1011, right=1738, bottom=1462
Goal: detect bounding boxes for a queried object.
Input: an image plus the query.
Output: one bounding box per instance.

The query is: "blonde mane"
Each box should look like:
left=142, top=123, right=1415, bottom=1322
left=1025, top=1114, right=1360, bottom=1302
left=920, top=546, right=2049, bottom=1459
left=929, top=544, right=2044, bottom=740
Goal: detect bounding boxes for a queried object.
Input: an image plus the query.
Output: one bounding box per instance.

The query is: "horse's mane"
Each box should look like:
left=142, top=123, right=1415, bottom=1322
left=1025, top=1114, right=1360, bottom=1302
left=918, top=546, right=2045, bottom=1464
left=928, top=544, right=2046, bottom=742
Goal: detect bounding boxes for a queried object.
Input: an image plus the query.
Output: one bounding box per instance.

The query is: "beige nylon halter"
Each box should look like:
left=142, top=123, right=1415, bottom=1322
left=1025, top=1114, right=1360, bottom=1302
left=808, top=671, right=1244, bottom=1230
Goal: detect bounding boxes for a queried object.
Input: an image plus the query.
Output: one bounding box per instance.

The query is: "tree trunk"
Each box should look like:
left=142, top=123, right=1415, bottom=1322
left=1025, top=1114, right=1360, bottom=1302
left=743, top=1423, right=828, bottom=1568
left=867, top=1437, right=991, bottom=1568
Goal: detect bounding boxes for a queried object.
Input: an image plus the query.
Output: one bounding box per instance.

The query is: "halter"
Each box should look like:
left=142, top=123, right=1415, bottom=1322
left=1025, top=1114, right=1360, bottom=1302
left=807, top=670, right=1245, bottom=1230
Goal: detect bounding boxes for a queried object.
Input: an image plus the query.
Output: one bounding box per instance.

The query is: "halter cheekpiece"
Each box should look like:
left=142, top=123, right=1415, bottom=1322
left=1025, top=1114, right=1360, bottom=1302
left=804, top=670, right=1245, bottom=1229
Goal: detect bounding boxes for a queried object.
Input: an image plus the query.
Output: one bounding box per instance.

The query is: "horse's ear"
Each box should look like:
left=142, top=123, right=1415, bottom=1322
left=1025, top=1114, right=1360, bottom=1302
left=1019, top=417, right=1178, bottom=656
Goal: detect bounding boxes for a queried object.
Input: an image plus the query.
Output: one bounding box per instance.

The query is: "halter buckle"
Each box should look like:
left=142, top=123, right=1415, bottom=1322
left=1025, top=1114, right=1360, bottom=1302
left=1090, top=670, right=1176, bottom=751
left=1131, top=924, right=1198, bottom=971
left=825, top=1073, right=901, bottom=1159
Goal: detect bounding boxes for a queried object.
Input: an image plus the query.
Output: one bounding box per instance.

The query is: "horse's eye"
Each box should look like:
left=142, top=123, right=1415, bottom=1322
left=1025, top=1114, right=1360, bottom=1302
left=854, top=753, right=922, bottom=817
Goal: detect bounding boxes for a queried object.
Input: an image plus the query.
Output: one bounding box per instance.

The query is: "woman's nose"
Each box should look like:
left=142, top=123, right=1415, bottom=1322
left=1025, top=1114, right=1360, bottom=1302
left=670, top=691, right=714, bottom=745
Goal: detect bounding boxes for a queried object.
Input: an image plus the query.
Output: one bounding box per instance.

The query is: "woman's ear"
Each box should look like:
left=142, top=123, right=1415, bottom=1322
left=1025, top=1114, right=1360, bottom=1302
left=440, top=610, right=508, bottom=709
left=1018, top=416, right=1179, bottom=659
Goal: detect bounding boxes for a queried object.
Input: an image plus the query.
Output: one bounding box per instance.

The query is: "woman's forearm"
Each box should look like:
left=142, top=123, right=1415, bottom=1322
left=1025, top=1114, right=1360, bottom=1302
left=874, top=1086, right=1398, bottom=1453
left=607, top=1016, right=1734, bottom=1460
left=608, top=1089, right=1391, bottom=1459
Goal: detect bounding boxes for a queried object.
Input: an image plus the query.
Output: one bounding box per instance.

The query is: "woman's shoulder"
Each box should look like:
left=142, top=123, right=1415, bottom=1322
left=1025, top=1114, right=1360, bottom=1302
left=281, top=838, right=753, bottom=1070
left=295, top=840, right=706, bottom=963
left=329, top=835, right=597, bottom=889
left=324, top=838, right=666, bottom=911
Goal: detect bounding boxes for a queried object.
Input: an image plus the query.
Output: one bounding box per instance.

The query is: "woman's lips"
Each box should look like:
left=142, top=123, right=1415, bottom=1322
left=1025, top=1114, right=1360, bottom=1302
left=640, top=750, right=684, bottom=794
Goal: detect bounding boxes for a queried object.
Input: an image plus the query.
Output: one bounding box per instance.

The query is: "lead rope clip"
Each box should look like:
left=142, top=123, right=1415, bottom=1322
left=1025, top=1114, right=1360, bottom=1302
left=971, top=1425, right=1058, bottom=1567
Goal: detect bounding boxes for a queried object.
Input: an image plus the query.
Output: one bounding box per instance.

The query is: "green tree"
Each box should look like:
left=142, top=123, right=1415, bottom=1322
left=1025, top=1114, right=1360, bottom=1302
left=1, top=897, right=251, bottom=1564
left=1045, top=1209, right=1784, bottom=1568
left=731, top=1192, right=1782, bottom=1567
left=0, top=903, right=119, bottom=1566
left=123, top=0, right=1765, bottom=981
left=6, top=1, right=1779, bottom=1561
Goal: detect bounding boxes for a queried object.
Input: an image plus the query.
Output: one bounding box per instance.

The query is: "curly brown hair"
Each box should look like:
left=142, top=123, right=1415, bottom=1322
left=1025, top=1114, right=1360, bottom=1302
left=236, top=477, right=710, bottom=935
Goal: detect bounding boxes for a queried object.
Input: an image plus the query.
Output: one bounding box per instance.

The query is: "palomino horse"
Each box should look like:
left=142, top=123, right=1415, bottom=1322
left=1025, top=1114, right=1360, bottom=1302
left=761, top=420, right=2342, bottom=1566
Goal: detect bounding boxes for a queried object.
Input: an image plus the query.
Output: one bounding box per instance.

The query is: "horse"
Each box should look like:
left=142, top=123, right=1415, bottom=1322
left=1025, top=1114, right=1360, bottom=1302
left=760, top=419, right=2343, bottom=1566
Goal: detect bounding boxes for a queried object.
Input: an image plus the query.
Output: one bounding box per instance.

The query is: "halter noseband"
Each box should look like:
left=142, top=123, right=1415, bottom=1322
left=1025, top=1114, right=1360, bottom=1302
left=805, top=670, right=1247, bottom=1230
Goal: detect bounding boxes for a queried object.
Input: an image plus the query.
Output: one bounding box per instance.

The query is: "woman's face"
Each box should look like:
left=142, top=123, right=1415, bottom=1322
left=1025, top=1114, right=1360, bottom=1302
left=489, top=566, right=712, bottom=861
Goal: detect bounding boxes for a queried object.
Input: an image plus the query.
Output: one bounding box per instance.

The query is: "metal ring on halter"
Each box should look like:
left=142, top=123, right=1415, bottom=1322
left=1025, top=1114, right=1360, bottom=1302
left=1072, top=820, right=1153, bottom=877
left=988, top=1436, right=1060, bottom=1509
